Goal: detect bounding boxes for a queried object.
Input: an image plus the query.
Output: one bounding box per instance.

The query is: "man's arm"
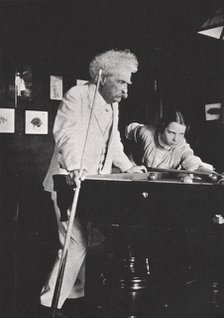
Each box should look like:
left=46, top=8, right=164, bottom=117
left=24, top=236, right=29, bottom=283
left=110, top=106, right=146, bottom=173
left=53, top=86, right=85, bottom=172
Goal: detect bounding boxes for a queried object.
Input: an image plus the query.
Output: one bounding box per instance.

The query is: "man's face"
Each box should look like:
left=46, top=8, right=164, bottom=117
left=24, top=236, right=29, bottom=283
left=100, top=69, right=132, bottom=104
left=161, top=122, right=186, bottom=148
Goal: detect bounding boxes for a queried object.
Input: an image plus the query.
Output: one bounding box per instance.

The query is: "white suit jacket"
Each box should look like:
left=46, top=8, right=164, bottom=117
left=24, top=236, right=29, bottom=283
left=43, top=83, right=132, bottom=192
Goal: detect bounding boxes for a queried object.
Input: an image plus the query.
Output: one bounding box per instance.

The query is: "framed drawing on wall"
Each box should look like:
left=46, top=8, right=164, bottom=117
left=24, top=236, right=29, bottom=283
left=25, top=110, right=48, bottom=134
left=7, top=64, right=33, bottom=107
left=15, top=66, right=32, bottom=101
left=0, top=108, right=15, bottom=133
left=76, top=79, right=88, bottom=86
left=205, top=102, right=222, bottom=121
left=50, top=75, right=63, bottom=100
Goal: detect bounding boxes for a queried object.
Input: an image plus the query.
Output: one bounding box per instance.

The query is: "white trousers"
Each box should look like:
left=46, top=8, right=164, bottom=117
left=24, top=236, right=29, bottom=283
left=40, top=192, right=88, bottom=309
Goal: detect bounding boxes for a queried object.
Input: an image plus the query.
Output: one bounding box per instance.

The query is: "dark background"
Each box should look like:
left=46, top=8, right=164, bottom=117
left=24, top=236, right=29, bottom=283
left=0, top=1, right=224, bottom=317
left=0, top=0, right=223, bottom=184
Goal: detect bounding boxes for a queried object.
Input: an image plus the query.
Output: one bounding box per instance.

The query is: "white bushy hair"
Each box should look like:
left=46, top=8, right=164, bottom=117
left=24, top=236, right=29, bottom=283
left=89, top=49, right=138, bottom=83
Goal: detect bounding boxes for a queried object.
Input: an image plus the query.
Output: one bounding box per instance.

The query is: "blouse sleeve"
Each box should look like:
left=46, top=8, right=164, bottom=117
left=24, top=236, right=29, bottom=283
left=125, top=122, right=144, bottom=142
left=180, top=143, right=213, bottom=170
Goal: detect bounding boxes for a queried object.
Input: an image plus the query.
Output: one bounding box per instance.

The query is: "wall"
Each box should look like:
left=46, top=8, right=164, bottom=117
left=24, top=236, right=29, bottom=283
left=0, top=1, right=74, bottom=190
left=0, top=4, right=74, bottom=316
left=1, top=0, right=224, bottom=216
left=0, top=1, right=223, bottom=204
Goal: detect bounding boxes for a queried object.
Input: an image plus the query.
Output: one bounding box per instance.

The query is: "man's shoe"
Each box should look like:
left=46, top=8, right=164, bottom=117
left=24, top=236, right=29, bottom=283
left=39, top=305, right=68, bottom=318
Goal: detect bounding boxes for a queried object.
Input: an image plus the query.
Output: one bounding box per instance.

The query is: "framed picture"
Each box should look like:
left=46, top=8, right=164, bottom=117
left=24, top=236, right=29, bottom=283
left=7, top=65, right=33, bottom=106
left=76, top=79, right=88, bottom=86
left=25, top=110, right=48, bottom=134
left=205, top=102, right=222, bottom=121
left=50, top=75, right=63, bottom=100
left=0, top=108, right=15, bottom=133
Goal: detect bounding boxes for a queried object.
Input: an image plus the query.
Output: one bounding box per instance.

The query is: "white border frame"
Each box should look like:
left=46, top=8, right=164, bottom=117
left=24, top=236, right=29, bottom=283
left=50, top=75, right=63, bottom=100
left=0, top=108, right=15, bottom=133
left=25, top=110, right=48, bottom=134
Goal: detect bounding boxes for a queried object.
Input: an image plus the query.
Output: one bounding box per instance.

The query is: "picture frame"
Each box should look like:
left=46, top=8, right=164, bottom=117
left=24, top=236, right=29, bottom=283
left=7, top=65, right=33, bottom=107
left=0, top=108, right=15, bottom=133
left=25, top=110, right=48, bottom=135
left=205, top=102, right=222, bottom=121
left=76, top=79, right=88, bottom=86
left=50, top=75, right=63, bottom=100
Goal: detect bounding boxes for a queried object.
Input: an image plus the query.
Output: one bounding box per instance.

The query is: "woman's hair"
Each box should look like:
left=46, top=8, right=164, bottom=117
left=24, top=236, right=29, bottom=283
left=89, top=49, right=138, bottom=83
left=157, top=110, right=186, bottom=133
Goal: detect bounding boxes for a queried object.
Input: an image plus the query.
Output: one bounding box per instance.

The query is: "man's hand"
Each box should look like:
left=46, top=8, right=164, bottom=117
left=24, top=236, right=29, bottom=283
left=65, top=169, right=87, bottom=188
left=125, top=165, right=147, bottom=174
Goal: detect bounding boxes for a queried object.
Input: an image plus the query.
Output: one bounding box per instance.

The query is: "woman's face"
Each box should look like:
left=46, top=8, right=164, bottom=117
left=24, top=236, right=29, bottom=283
left=161, top=122, right=186, bottom=148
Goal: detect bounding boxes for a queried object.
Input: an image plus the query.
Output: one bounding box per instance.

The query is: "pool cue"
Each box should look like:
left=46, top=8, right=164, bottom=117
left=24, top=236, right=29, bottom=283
left=51, top=69, right=103, bottom=318
left=147, top=167, right=220, bottom=177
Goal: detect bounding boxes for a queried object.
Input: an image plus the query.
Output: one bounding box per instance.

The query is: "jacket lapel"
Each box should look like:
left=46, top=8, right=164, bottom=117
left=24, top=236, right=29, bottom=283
left=88, top=83, right=113, bottom=136
left=99, top=103, right=118, bottom=173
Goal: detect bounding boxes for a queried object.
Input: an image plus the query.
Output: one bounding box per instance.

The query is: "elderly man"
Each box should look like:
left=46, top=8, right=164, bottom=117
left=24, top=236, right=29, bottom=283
left=40, top=49, right=146, bottom=318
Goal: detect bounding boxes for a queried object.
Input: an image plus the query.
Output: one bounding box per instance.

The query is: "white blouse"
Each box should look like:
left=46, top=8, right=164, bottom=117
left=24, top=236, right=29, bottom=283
left=125, top=123, right=213, bottom=171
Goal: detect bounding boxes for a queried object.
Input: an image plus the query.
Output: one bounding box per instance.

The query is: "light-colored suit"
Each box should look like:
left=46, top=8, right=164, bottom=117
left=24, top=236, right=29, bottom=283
left=40, top=83, right=133, bottom=308
left=43, top=83, right=132, bottom=192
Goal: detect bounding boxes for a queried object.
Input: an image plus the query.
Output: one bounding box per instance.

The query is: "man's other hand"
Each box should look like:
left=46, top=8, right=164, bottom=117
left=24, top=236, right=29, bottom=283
left=125, top=165, right=147, bottom=174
